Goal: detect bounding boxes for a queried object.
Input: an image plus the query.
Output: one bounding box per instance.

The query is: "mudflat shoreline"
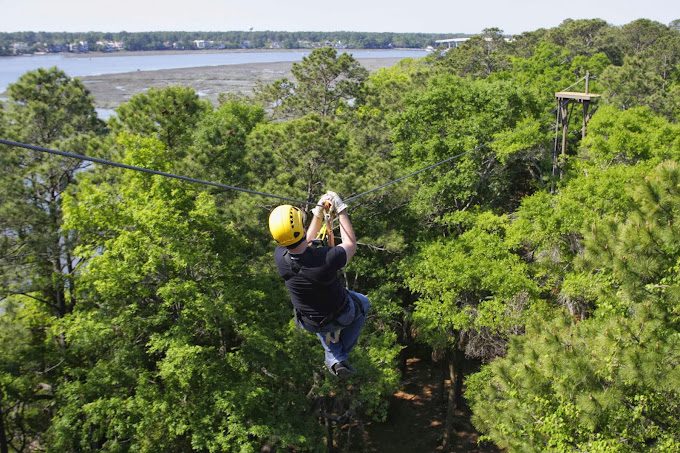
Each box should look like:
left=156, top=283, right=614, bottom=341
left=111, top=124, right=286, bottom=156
left=80, top=56, right=407, bottom=109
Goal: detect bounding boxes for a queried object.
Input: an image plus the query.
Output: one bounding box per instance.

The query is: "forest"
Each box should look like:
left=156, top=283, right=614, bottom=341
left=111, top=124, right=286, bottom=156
left=0, top=31, right=457, bottom=55
left=1, top=17, right=679, bottom=452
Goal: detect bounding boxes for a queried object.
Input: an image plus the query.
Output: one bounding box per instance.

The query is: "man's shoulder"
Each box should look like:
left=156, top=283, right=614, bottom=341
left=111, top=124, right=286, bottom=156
left=274, top=246, right=288, bottom=263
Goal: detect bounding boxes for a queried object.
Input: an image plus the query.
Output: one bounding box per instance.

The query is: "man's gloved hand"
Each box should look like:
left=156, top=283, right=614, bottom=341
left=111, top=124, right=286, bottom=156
left=326, top=191, right=347, bottom=214
left=312, top=193, right=333, bottom=218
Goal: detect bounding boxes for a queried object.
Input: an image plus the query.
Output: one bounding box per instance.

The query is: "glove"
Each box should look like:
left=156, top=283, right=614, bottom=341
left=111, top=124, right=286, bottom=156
left=326, top=191, right=347, bottom=214
left=312, top=193, right=333, bottom=218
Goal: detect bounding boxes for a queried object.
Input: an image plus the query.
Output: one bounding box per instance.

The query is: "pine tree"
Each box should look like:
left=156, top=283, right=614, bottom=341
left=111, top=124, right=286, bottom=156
left=467, top=161, right=680, bottom=451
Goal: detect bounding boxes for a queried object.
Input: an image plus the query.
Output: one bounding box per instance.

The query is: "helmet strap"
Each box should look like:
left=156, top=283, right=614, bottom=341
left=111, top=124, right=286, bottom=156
left=286, top=236, right=306, bottom=250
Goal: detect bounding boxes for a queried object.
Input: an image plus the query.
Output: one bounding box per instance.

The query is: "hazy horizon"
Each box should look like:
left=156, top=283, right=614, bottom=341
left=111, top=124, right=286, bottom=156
left=2, top=0, right=677, bottom=35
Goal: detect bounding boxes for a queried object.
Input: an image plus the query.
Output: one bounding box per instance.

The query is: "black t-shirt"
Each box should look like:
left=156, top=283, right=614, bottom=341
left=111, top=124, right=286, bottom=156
left=274, top=245, right=348, bottom=323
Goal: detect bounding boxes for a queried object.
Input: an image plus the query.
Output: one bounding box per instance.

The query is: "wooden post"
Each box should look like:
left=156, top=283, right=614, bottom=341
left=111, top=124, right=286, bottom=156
left=553, top=81, right=600, bottom=184
left=560, top=100, right=569, bottom=160
left=582, top=71, right=591, bottom=139
left=552, top=99, right=560, bottom=193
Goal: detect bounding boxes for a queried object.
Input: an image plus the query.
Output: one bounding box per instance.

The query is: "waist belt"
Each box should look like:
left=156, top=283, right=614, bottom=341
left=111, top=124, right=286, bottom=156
left=297, top=294, right=349, bottom=329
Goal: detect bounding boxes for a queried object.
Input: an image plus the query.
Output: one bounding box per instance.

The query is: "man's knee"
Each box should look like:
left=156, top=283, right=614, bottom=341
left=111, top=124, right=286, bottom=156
left=350, top=291, right=371, bottom=315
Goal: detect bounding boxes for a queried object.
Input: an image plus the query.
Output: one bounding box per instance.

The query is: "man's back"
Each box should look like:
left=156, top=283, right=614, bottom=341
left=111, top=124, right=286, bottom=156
left=274, top=245, right=347, bottom=324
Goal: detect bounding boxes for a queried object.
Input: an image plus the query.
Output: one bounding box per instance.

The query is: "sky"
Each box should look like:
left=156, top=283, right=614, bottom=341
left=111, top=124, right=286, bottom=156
left=1, top=0, right=677, bottom=35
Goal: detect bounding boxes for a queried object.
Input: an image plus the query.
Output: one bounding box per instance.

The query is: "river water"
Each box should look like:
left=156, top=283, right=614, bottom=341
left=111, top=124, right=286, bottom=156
left=0, top=49, right=426, bottom=94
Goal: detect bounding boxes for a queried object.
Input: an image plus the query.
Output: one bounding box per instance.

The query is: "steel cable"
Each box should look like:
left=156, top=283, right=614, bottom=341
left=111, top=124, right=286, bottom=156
left=1, top=138, right=484, bottom=207
left=0, top=138, right=312, bottom=206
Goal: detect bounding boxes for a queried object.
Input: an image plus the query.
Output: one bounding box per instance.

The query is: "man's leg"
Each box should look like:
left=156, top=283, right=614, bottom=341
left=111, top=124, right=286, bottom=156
left=338, top=291, right=370, bottom=359
left=308, top=292, right=371, bottom=375
left=316, top=331, right=348, bottom=371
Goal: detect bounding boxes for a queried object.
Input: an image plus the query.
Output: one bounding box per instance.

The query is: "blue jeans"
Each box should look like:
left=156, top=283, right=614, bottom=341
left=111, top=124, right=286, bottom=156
left=296, top=290, right=371, bottom=370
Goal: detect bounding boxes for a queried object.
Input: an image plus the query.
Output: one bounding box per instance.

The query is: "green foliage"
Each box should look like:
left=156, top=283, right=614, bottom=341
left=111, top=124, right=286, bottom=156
left=434, top=28, right=512, bottom=78
left=256, top=47, right=368, bottom=118
left=185, top=99, right=265, bottom=186
left=584, top=161, right=680, bottom=306
left=544, top=19, right=613, bottom=57
left=3, top=67, right=104, bottom=145
left=467, top=301, right=680, bottom=452
left=404, top=212, right=538, bottom=357
left=601, top=56, right=679, bottom=117
left=245, top=113, right=348, bottom=204
left=392, top=74, right=542, bottom=217
left=599, top=21, right=680, bottom=118
left=468, top=161, right=680, bottom=452
left=0, top=67, right=105, bottom=317
left=110, top=86, right=210, bottom=153
left=580, top=105, right=680, bottom=166
left=0, top=297, right=59, bottom=452
left=506, top=41, right=610, bottom=108
left=54, top=135, right=322, bottom=451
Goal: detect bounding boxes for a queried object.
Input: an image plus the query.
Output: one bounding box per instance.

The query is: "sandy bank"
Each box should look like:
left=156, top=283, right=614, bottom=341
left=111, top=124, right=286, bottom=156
left=80, top=57, right=407, bottom=109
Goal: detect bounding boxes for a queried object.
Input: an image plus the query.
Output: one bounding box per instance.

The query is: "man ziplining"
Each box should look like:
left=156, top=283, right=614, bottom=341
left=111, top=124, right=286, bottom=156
left=268, top=192, right=370, bottom=378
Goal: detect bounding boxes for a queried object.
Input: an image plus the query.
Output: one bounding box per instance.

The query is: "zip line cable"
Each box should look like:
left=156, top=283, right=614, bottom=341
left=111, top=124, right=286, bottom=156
left=0, top=138, right=311, bottom=206
left=559, top=75, right=587, bottom=93
left=344, top=145, right=481, bottom=204
left=0, top=138, right=483, bottom=208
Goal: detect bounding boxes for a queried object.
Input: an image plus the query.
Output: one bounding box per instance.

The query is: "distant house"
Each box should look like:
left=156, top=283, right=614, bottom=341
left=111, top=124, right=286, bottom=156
left=48, top=43, right=67, bottom=53
left=193, top=40, right=207, bottom=49
left=68, top=41, right=89, bottom=52
left=96, top=40, right=124, bottom=52
left=11, top=42, right=29, bottom=54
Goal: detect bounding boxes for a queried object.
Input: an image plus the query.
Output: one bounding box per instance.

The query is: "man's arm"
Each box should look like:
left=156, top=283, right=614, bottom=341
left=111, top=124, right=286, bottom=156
left=337, top=211, right=357, bottom=263
left=306, top=214, right=323, bottom=243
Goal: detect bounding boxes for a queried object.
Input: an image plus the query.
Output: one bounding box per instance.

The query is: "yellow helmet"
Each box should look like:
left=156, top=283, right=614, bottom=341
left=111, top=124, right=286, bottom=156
left=268, top=205, right=306, bottom=247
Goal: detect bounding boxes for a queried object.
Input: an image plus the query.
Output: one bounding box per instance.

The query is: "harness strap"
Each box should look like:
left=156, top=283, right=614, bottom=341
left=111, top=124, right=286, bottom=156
left=297, top=295, right=349, bottom=329
left=316, top=200, right=335, bottom=247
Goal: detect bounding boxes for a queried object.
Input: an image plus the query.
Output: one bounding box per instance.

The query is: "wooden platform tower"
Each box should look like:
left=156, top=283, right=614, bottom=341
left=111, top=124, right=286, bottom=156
left=552, top=72, right=600, bottom=190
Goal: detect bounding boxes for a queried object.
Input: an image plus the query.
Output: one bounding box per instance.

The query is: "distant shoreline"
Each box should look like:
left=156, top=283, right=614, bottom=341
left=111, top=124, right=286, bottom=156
left=3, top=47, right=425, bottom=59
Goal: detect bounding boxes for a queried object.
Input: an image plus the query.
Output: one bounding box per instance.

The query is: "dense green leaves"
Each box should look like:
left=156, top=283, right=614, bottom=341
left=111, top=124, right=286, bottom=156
left=404, top=212, right=538, bottom=357
left=392, top=74, right=542, bottom=216
left=467, top=301, right=680, bottom=452
left=469, top=162, right=680, bottom=451
left=256, top=47, right=368, bottom=118
left=56, top=136, right=322, bottom=451
left=110, top=86, right=210, bottom=154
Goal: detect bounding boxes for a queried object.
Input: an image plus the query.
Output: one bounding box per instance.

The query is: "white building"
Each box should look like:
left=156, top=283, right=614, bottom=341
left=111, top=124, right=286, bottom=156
left=12, top=42, right=29, bottom=54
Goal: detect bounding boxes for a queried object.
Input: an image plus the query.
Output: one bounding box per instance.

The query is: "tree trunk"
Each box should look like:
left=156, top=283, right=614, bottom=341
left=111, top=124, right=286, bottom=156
left=325, top=416, right=335, bottom=453
left=0, top=392, right=9, bottom=453
left=441, top=348, right=463, bottom=450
